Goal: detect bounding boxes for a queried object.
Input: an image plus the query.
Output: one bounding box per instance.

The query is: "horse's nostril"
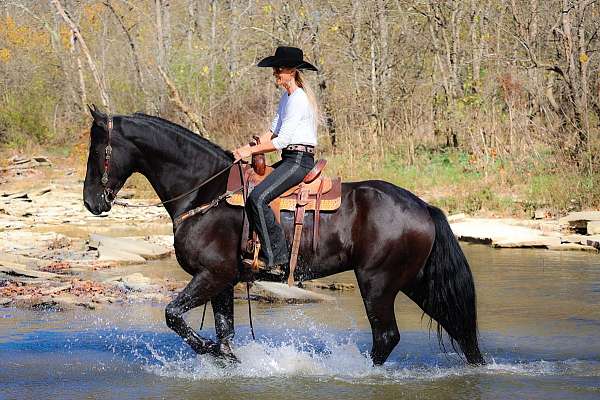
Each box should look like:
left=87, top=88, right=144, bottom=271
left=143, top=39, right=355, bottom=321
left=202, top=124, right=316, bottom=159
left=84, top=200, right=93, bottom=212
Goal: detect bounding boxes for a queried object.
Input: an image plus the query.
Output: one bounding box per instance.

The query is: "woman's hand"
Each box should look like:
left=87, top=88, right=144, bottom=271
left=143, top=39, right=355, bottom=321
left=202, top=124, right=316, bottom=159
left=233, top=145, right=253, bottom=161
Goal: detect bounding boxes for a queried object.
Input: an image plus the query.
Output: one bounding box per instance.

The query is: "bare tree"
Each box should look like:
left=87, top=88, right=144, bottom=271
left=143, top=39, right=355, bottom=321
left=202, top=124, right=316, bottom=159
left=50, top=0, right=110, bottom=110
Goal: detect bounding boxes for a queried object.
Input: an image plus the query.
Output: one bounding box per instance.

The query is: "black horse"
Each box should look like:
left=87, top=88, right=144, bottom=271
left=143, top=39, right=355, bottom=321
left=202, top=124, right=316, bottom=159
left=83, top=107, right=485, bottom=366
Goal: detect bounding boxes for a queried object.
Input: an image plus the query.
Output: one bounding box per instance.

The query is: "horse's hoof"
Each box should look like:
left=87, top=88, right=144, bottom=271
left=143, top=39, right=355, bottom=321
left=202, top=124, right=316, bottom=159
left=218, top=340, right=240, bottom=364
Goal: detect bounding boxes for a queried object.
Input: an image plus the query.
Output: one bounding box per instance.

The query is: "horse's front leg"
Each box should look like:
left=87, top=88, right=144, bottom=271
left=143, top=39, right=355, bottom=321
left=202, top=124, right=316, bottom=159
left=211, top=284, right=237, bottom=362
left=165, top=269, right=232, bottom=360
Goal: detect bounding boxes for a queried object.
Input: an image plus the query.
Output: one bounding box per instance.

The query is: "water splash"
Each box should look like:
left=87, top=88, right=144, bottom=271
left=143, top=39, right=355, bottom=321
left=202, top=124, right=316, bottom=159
left=132, top=309, right=600, bottom=383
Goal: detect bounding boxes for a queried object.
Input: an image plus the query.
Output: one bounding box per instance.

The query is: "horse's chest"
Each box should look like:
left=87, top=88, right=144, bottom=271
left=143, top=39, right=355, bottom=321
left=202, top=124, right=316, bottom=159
left=173, top=214, right=239, bottom=274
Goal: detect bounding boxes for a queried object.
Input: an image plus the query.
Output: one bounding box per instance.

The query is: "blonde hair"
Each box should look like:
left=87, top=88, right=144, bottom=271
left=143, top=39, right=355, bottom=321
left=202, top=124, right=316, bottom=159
left=294, top=70, right=323, bottom=129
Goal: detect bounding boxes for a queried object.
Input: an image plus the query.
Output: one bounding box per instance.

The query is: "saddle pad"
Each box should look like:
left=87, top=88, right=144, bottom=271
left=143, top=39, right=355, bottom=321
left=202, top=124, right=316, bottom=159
left=226, top=165, right=342, bottom=211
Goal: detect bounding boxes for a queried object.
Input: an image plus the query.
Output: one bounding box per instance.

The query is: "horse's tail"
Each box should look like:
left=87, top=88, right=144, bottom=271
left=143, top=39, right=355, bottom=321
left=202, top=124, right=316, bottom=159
left=408, top=205, right=485, bottom=365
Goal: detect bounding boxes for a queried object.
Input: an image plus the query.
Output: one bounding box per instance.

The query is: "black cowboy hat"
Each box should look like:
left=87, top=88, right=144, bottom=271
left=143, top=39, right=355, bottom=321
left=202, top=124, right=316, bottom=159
left=257, top=46, right=318, bottom=72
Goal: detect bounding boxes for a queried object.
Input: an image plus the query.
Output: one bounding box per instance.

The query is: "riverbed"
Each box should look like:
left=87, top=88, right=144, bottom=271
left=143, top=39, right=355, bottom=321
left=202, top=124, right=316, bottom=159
left=1, top=244, right=599, bottom=399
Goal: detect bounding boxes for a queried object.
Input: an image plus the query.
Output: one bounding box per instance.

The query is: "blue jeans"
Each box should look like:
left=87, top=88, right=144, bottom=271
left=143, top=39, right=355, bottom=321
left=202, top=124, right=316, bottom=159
left=246, top=150, right=315, bottom=267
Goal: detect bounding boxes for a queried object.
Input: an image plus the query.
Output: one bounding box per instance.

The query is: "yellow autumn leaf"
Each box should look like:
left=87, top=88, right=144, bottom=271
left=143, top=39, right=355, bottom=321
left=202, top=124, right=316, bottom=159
left=0, top=48, right=11, bottom=63
left=579, top=53, right=589, bottom=63
left=60, top=26, right=72, bottom=49
left=202, top=65, right=209, bottom=75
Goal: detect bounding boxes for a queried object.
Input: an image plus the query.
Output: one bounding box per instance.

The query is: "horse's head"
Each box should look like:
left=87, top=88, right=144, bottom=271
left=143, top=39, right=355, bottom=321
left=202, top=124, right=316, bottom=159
left=83, top=105, right=138, bottom=215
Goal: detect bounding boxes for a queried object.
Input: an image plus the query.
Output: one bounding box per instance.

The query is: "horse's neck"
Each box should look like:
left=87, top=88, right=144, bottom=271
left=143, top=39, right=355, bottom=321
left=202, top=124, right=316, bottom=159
left=126, top=121, right=230, bottom=220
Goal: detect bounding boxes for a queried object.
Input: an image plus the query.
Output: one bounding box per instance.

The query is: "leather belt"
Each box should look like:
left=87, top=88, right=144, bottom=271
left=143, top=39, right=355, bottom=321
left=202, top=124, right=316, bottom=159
left=285, top=144, right=315, bottom=154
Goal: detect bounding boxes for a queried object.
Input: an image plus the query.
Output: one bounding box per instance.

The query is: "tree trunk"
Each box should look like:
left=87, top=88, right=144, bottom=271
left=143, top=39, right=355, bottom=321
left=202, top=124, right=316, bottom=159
left=104, top=1, right=145, bottom=94
left=50, top=0, right=110, bottom=111
left=158, top=66, right=207, bottom=137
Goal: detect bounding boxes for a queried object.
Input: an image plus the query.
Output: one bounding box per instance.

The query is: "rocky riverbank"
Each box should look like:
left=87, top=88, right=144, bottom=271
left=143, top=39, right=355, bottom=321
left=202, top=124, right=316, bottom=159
left=1, top=155, right=598, bottom=311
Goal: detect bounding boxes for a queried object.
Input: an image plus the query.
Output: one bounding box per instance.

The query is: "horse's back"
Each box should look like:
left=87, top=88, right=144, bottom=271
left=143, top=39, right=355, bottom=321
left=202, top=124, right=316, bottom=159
left=338, top=180, right=435, bottom=279
left=341, top=179, right=433, bottom=227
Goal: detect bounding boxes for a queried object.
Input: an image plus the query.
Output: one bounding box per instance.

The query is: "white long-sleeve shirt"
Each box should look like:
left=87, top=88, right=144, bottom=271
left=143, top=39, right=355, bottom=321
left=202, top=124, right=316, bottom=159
left=270, top=88, right=318, bottom=150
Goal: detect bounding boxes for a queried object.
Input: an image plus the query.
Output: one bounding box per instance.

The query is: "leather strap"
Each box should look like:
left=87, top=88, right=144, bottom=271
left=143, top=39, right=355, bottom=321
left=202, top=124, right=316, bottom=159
left=313, top=178, right=325, bottom=253
left=240, top=164, right=250, bottom=254
left=288, top=186, right=309, bottom=286
left=285, top=144, right=315, bottom=154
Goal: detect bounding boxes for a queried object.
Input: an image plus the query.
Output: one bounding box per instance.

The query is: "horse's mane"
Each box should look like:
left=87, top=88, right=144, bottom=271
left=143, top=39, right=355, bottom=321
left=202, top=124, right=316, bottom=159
left=127, top=112, right=233, bottom=162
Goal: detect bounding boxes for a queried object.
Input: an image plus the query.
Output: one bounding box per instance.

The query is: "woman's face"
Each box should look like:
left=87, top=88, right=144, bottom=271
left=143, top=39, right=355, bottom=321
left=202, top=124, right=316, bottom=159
left=272, top=67, right=295, bottom=87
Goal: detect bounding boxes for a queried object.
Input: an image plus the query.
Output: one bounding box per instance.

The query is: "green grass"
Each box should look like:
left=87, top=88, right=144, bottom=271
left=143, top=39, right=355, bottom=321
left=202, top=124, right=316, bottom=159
left=324, top=145, right=600, bottom=216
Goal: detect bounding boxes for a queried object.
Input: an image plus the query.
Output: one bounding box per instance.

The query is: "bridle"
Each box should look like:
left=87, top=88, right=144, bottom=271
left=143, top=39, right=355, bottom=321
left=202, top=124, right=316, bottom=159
left=101, top=117, right=116, bottom=204
left=98, top=115, right=242, bottom=213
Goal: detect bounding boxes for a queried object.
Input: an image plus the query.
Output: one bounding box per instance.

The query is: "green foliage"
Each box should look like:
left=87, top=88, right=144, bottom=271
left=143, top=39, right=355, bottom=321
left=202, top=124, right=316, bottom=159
left=0, top=81, right=56, bottom=146
left=527, top=172, right=600, bottom=211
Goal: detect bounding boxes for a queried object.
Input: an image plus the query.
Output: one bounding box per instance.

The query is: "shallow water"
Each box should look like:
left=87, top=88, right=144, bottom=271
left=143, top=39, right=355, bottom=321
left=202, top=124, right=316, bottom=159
left=1, top=244, right=600, bottom=399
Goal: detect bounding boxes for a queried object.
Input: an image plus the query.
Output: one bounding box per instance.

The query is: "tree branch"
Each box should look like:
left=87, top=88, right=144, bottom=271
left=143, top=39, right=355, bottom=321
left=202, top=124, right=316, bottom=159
left=157, top=65, right=207, bottom=138
left=50, top=0, right=111, bottom=111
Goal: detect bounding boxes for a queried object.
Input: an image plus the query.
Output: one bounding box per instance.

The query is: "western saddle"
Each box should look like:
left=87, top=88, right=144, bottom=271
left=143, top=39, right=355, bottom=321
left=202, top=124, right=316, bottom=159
left=226, top=139, right=341, bottom=286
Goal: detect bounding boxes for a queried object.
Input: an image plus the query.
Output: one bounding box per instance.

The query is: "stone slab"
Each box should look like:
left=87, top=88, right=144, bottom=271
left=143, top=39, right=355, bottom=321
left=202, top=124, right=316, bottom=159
left=559, top=211, right=600, bottom=223
left=450, top=218, right=560, bottom=248
left=0, top=262, right=60, bottom=279
left=90, top=234, right=171, bottom=260
left=105, top=273, right=153, bottom=291
left=586, top=236, right=600, bottom=249
left=587, top=221, right=600, bottom=235
left=96, top=245, right=146, bottom=264
left=41, top=284, right=72, bottom=296
left=559, top=211, right=600, bottom=230
left=251, top=281, right=335, bottom=303
left=0, top=252, right=53, bottom=268
left=447, top=213, right=466, bottom=223
left=492, top=237, right=562, bottom=248
left=547, top=243, right=598, bottom=253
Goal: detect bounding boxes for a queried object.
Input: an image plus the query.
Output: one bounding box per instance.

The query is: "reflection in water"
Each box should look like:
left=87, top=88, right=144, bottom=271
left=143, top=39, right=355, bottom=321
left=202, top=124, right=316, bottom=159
left=1, top=244, right=600, bottom=399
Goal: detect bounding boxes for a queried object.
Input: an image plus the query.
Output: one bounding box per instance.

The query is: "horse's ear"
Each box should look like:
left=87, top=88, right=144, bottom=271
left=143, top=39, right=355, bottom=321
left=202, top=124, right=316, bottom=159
left=87, top=103, right=108, bottom=129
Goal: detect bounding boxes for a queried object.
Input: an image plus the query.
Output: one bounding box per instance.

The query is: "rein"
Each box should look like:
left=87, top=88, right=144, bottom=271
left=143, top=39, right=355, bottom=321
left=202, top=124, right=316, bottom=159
left=101, top=116, right=241, bottom=210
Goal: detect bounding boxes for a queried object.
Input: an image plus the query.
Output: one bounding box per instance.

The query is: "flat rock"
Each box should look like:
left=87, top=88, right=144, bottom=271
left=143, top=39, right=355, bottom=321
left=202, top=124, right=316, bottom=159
left=0, top=262, right=60, bottom=279
left=0, top=231, right=70, bottom=252
left=587, top=221, right=600, bottom=235
left=0, top=252, right=53, bottom=268
left=90, top=234, right=171, bottom=260
left=32, top=186, right=52, bottom=197
left=106, top=273, right=153, bottom=291
left=450, top=218, right=560, bottom=248
left=3, top=156, right=51, bottom=170
left=563, top=234, right=600, bottom=249
left=547, top=243, right=598, bottom=253
left=250, top=281, right=335, bottom=303
left=1, top=191, right=29, bottom=200
left=586, top=236, right=600, bottom=249
left=492, top=237, right=562, bottom=248
left=96, top=245, right=146, bottom=264
left=559, top=211, right=600, bottom=230
left=41, top=284, right=72, bottom=296
left=447, top=213, right=466, bottom=222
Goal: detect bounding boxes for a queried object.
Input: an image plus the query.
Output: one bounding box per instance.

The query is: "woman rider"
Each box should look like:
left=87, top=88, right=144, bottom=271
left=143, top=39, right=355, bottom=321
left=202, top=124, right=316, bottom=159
left=232, top=46, right=319, bottom=269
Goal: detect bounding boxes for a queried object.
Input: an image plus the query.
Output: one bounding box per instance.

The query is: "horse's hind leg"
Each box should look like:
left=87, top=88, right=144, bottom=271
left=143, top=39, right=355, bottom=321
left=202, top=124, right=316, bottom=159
left=211, top=284, right=236, bottom=359
left=165, top=271, right=233, bottom=360
left=355, top=269, right=400, bottom=365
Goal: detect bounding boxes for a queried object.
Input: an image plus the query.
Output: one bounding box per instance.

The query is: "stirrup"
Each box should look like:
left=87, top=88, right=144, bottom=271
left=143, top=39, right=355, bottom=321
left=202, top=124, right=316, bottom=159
left=242, top=240, right=264, bottom=272
left=242, top=257, right=266, bottom=270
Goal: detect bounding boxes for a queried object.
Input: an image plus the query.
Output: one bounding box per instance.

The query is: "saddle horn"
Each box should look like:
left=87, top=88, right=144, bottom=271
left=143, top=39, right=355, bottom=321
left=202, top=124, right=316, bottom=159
left=250, top=136, right=267, bottom=176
